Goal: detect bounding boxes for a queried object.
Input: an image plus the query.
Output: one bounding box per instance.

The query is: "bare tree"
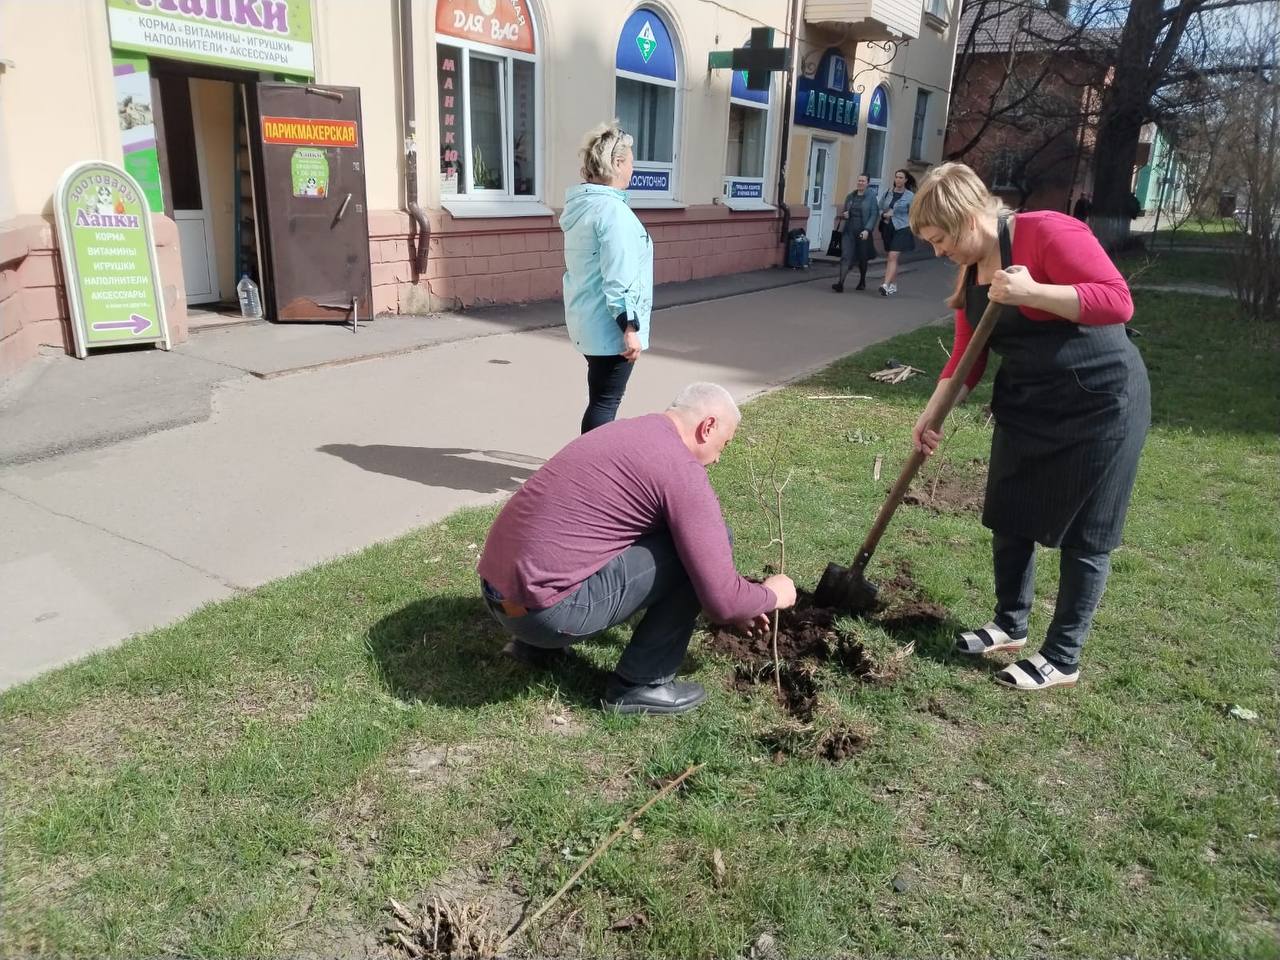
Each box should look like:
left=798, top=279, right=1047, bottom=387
left=1226, top=6, right=1279, bottom=319
left=1089, top=0, right=1278, bottom=249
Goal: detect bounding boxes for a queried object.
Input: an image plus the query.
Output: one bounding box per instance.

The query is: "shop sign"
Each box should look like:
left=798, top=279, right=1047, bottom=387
left=111, top=53, right=164, bottom=214
left=867, top=85, right=889, bottom=128
left=54, top=161, right=170, bottom=358
left=727, top=179, right=764, bottom=199
left=794, top=49, right=860, bottom=136
left=616, top=10, right=676, bottom=82
left=106, top=0, right=314, bottom=78
left=628, top=170, right=671, bottom=192
left=436, top=0, right=535, bottom=55
left=261, top=116, right=358, bottom=148
left=291, top=148, right=329, bottom=197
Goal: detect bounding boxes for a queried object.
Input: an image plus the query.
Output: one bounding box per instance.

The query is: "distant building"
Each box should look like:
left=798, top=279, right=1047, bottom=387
left=1133, top=122, right=1189, bottom=218
left=943, top=1, right=1109, bottom=212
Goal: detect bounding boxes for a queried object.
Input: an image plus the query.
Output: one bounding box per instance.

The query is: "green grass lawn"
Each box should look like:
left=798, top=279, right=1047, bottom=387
left=1147, top=218, right=1241, bottom=245
left=1118, top=249, right=1235, bottom=288
left=3, top=292, right=1277, bottom=959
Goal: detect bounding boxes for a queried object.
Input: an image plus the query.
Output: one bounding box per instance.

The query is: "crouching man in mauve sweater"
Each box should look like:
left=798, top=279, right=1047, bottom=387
left=477, top=383, right=797, bottom=715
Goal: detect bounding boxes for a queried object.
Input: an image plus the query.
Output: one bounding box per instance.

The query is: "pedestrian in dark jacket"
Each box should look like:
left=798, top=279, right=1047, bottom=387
left=832, top=174, right=879, bottom=292
left=909, top=162, right=1150, bottom=692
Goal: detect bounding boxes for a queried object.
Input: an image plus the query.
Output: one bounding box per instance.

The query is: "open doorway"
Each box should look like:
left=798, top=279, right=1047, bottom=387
left=152, top=61, right=261, bottom=330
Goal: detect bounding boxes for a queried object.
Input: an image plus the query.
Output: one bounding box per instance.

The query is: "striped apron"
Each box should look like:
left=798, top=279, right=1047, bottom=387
left=970, top=218, right=1151, bottom=552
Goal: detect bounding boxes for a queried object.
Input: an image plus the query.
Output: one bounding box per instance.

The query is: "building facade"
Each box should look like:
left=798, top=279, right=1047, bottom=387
left=1133, top=123, right=1189, bottom=219
left=788, top=0, right=962, bottom=250
left=0, top=0, right=959, bottom=376
left=943, top=3, right=1106, bottom=213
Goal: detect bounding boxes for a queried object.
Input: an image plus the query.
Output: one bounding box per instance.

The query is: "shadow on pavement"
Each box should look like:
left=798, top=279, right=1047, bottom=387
left=367, top=595, right=611, bottom=709
left=318, top=445, right=543, bottom=492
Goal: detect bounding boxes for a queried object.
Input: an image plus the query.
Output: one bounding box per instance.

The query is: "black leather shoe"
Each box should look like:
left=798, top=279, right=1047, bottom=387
left=501, top=639, right=565, bottom=670
left=855, top=280, right=866, bottom=290
left=602, top=676, right=707, bottom=715
left=831, top=282, right=844, bottom=293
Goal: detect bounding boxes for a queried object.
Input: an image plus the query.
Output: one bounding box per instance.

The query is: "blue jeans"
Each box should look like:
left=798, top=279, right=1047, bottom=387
left=482, top=531, right=701, bottom=685
left=582, top=354, right=635, bottom=433
left=992, top=532, right=1112, bottom=668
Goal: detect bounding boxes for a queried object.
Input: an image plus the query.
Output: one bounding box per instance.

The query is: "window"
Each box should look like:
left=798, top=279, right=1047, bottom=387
left=991, top=149, right=1020, bottom=189
left=434, top=0, right=539, bottom=200
left=925, top=0, right=949, bottom=21
left=910, top=90, right=931, bottom=160
left=615, top=9, right=680, bottom=201
left=617, top=78, right=675, bottom=163
left=726, top=104, right=767, bottom=177
left=723, top=35, right=774, bottom=205
left=863, top=85, right=890, bottom=185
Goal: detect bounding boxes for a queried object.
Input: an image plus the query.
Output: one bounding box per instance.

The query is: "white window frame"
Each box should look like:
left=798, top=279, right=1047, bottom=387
left=863, top=85, right=891, bottom=191
left=722, top=76, right=778, bottom=211
left=615, top=9, right=682, bottom=208
left=924, top=0, right=949, bottom=27
left=436, top=27, right=546, bottom=218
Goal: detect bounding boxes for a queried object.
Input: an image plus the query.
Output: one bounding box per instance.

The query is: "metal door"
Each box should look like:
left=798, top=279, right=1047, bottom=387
left=250, top=83, right=371, bottom=322
left=805, top=140, right=835, bottom=248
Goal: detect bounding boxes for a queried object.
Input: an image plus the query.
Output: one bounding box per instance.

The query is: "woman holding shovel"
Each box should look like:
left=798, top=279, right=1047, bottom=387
left=908, top=162, right=1150, bottom=691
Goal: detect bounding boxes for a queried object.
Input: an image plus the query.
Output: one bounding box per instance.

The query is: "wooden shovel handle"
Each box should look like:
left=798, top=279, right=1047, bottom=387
left=851, top=297, right=1005, bottom=571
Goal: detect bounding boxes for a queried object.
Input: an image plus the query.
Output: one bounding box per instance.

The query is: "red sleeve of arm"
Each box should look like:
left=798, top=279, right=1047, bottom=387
left=1039, top=223, right=1133, bottom=325
left=939, top=309, right=989, bottom=390
left=662, top=467, right=775, bottom=623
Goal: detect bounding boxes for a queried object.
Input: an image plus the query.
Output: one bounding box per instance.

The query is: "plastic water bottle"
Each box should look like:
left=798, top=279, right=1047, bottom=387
left=236, top=274, right=262, bottom=319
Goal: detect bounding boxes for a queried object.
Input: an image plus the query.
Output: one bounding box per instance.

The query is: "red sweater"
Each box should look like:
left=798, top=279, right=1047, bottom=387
left=941, top=210, right=1134, bottom=388
left=478, top=414, right=775, bottom=622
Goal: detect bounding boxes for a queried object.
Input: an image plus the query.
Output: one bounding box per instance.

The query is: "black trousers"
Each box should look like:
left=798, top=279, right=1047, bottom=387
left=582, top=354, right=635, bottom=433
left=992, top=532, right=1112, bottom=668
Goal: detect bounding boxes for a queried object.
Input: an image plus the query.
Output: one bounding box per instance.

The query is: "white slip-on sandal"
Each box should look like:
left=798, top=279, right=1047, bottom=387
left=955, top=621, right=1028, bottom=656
left=994, top=654, right=1079, bottom=691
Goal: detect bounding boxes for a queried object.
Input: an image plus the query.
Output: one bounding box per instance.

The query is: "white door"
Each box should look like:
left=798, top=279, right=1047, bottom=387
left=805, top=140, right=836, bottom=249
left=161, top=76, right=220, bottom=306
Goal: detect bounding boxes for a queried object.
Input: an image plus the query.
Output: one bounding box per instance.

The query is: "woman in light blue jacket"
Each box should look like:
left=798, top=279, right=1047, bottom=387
left=877, top=168, right=917, bottom=296
left=560, top=121, right=653, bottom=433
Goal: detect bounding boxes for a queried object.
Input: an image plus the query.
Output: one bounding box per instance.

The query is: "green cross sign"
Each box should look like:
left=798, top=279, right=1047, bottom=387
left=636, top=20, right=657, bottom=62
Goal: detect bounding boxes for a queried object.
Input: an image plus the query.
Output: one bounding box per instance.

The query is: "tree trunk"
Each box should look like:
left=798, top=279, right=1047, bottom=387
left=1089, top=0, right=1172, bottom=250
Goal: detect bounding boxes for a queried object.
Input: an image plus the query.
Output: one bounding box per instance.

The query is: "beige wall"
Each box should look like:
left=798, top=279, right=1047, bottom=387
left=0, top=0, right=958, bottom=226
left=191, top=79, right=236, bottom=300
left=420, top=0, right=793, bottom=211
left=0, top=0, right=120, bottom=217
left=312, top=1, right=403, bottom=211
left=0, top=0, right=408, bottom=220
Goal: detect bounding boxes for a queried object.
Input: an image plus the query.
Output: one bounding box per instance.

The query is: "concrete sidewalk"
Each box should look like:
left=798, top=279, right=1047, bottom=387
left=0, top=251, right=938, bottom=466
left=0, top=257, right=953, bottom=688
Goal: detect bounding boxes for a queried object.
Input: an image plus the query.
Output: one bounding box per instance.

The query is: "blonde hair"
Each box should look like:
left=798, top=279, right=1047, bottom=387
left=580, top=120, right=634, bottom=183
left=909, top=162, right=1012, bottom=308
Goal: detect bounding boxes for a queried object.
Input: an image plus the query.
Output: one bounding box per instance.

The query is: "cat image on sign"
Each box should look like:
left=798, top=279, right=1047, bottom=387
left=95, top=186, right=115, bottom=215
left=302, top=176, right=320, bottom=197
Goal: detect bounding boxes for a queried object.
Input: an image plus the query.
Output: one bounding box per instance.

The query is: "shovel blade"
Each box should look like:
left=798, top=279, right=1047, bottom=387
left=814, top=561, right=879, bottom=615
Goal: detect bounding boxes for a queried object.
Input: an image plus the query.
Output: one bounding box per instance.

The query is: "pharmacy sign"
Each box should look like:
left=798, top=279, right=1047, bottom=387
left=636, top=20, right=657, bottom=62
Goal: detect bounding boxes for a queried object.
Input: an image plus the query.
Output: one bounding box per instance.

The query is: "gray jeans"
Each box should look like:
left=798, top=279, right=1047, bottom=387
left=992, top=532, right=1112, bottom=667
left=482, top=531, right=702, bottom=685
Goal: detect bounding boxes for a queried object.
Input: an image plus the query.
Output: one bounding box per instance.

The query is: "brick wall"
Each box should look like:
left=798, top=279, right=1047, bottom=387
left=0, top=215, right=188, bottom=379
left=367, top=205, right=788, bottom=315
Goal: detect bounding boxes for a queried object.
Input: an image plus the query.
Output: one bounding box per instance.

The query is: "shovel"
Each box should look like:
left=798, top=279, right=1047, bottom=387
left=813, top=297, right=1005, bottom=615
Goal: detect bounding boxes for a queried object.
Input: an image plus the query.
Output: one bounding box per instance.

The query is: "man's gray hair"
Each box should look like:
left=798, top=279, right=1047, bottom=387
left=668, top=382, right=741, bottom=424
